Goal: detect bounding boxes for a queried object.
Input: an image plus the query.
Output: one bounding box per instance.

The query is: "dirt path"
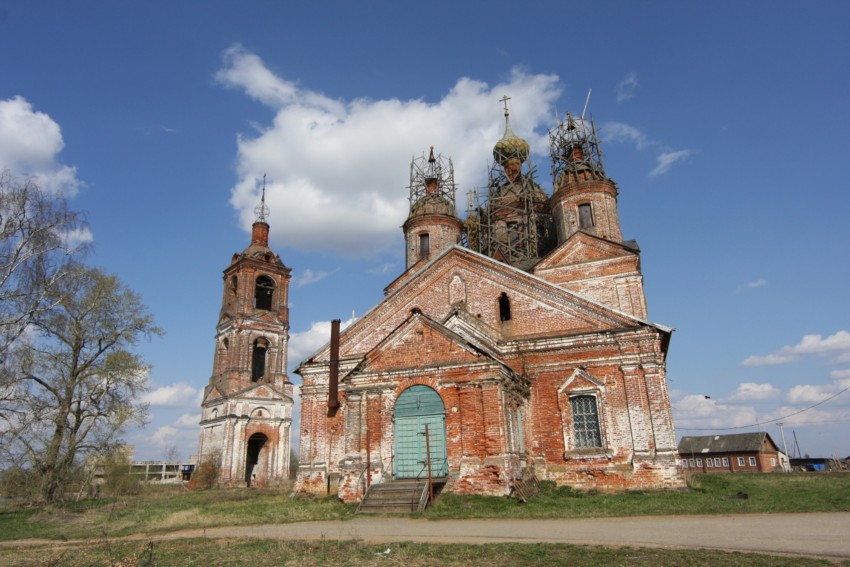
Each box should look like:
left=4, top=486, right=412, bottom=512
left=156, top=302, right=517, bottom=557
left=150, top=512, right=850, bottom=559
left=5, top=513, right=850, bottom=560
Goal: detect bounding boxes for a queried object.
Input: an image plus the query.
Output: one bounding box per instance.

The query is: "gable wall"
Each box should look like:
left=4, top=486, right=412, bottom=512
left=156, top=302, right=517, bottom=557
left=340, top=256, right=625, bottom=359
left=535, top=256, right=647, bottom=320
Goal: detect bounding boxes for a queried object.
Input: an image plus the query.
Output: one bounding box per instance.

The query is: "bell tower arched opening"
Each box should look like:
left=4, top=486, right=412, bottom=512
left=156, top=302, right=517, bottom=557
left=245, top=432, right=268, bottom=486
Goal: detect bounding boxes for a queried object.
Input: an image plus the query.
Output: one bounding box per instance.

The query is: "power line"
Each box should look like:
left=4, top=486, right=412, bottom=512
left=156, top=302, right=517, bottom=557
left=677, top=384, right=850, bottom=431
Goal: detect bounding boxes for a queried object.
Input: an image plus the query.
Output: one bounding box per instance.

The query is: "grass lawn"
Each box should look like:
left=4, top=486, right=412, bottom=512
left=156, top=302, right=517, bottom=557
left=0, top=473, right=848, bottom=565
left=425, top=471, right=850, bottom=519
left=5, top=539, right=849, bottom=567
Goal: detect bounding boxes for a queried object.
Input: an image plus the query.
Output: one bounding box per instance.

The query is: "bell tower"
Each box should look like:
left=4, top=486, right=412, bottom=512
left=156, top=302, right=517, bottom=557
left=402, top=146, right=462, bottom=270
left=197, top=182, right=293, bottom=487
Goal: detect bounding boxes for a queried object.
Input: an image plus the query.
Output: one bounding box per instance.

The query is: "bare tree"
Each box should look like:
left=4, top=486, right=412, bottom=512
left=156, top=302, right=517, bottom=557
left=0, top=170, right=88, bottom=360
left=0, top=263, right=162, bottom=503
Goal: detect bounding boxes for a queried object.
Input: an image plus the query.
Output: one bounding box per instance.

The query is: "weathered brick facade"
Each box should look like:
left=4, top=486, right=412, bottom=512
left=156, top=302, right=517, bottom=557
left=196, top=204, right=294, bottom=488
left=294, top=111, right=684, bottom=501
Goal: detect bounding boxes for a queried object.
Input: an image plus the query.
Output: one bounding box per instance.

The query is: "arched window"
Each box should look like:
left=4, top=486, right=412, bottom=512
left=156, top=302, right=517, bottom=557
left=251, top=338, right=268, bottom=382
left=499, top=292, right=511, bottom=322
left=254, top=276, right=274, bottom=310
left=578, top=203, right=595, bottom=229
left=570, top=395, right=602, bottom=448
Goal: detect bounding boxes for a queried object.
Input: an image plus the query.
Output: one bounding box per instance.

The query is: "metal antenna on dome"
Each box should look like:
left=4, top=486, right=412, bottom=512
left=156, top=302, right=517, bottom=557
left=254, top=174, right=270, bottom=222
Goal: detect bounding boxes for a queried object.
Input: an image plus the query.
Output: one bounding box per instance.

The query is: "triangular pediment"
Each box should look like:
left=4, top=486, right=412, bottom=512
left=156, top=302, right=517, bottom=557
left=535, top=232, right=638, bottom=272
left=202, top=383, right=226, bottom=406
left=558, top=368, right=605, bottom=394
left=348, top=311, right=501, bottom=377
left=203, top=381, right=292, bottom=405
left=299, top=246, right=657, bottom=367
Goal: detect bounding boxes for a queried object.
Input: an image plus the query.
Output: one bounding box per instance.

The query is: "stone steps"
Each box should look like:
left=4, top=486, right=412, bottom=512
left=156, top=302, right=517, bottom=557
left=356, top=480, right=431, bottom=514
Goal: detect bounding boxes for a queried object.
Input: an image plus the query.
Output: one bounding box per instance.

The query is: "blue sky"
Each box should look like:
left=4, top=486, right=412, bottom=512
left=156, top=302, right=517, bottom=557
left=2, top=1, right=849, bottom=461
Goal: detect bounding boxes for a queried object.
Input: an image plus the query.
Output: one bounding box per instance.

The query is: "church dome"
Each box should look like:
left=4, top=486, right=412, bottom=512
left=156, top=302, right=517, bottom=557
left=493, top=117, right=530, bottom=165
left=409, top=193, right=456, bottom=217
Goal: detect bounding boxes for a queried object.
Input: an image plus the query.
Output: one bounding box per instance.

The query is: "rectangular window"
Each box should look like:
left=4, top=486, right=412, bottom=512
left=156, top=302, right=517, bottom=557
left=749, top=456, right=757, bottom=466
left=689, top=458, right=695, bottom=467
left=696, top=458, right=702, bottom=467
left=570, top=395, right=602, bottom=448
left=419, top=233, right=430, bottom=258
left=714, top=457, right=721, bottom=467
left=722, top=457, right=729, bottom=467
left=737, top=457, right=745, bottom=466
left=770, top=457, right=776, bottom=467
left=706, top=459, right=713, bottom=467
left=578, top=203, right=595, bottom=228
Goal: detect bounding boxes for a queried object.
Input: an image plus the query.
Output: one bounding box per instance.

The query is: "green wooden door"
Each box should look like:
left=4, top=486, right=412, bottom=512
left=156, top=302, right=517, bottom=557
left=394, top=385, right=447, bottom=478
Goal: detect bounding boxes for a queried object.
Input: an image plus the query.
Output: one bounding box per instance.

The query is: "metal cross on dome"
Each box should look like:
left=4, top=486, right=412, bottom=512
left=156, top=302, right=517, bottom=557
left=254, top=174, right=270, bottom=222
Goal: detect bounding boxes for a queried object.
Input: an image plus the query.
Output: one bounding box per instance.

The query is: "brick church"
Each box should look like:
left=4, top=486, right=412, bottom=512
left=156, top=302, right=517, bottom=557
left=292, top=104, right=684, bottom=501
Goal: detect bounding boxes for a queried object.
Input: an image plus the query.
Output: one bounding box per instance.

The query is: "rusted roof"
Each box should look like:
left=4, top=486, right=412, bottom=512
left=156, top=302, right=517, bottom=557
left=678, top=432, right=780, bottom=454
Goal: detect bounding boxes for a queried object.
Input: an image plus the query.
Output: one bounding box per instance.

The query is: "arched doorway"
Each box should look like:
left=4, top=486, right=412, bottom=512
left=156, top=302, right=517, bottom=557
left=245, top=432, right=267, bottom=486
left=394, top=385, right=447, bottom=478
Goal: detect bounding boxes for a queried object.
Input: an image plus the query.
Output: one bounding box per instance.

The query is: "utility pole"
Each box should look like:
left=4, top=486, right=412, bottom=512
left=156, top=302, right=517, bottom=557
left=777, top=422, right=789, bottom=471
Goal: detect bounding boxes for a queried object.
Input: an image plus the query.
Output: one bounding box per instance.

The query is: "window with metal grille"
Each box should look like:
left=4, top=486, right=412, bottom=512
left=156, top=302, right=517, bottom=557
left=570, top=395, right=602, bottom=448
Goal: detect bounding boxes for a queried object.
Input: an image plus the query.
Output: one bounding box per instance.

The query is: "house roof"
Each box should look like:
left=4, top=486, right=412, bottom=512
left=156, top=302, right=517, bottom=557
left=678, top=432, right=780, bottom=454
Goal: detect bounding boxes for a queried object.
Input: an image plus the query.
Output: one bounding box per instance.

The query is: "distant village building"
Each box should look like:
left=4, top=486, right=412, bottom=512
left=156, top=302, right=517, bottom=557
left=678, top=432, right=789, bottom=472
left=294, top=103, right=684, bottom=502
left=196, top=188, right=294, bottom=487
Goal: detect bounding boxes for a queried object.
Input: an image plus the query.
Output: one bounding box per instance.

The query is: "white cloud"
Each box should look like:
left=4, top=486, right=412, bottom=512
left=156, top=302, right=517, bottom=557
left=735, top=279, right=767, bottom=294
left=650, top=149, right=692, bottom=176
left=762, top=405, right=844, bottom=428
left=785, top=376, right=850, bottom=404
left=142, top=382, right=198, bottom=406
left=729, top=382, right=780, bottom=401
left=151, top=425, right=179, bottom=446
left=601, top=121, right=690, bottom=176
left=367, top=262, right=398, bottom=276
left=176, top=413, right=200, bottom=427
left=0, top=96, right=81, bottom=195
left=217, top=45, right=561, bottom=257
left=616, top=73, right=639, bottom=103
left=742, top=330, right=850, bottom=367
left=288, top=316, right=357, bottom=367
left=294, top=268, right=330, bottom=288
left=673, top=394, right=758, bottom=429
left=601, top=121, right=650, bottom=150
left=59, top=226, right=94, bottom=250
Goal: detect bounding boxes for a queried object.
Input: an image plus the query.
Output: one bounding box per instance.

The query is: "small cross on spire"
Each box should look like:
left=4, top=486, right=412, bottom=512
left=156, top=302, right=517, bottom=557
left=500, top=95, right=511, bottom=118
